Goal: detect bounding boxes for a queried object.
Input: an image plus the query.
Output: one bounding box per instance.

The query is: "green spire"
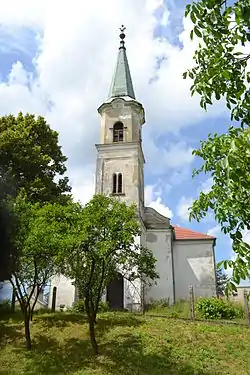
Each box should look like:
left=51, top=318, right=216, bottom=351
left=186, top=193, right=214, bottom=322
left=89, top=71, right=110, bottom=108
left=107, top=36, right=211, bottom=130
left=108, top=25, right=135, bottom=100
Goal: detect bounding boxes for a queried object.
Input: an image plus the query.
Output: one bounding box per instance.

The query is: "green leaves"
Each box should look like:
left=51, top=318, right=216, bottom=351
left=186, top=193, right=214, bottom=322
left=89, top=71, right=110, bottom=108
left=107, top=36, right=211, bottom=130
left=194, top=26, right=202, bottom=38
left=185, top=0, right=250, bottom=288
left=184, top=0, right=250, bottom=125
left=0, top=112, right=71, bottom=204
left=189, top=127, right=250, bottom=287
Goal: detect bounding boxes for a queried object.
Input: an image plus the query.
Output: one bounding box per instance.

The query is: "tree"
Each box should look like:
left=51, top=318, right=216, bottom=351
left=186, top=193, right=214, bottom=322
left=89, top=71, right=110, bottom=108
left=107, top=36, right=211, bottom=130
left=0, top=112, right=71, bottom=204
left=0, top=112, right=71, bottom=309
left=0, top=168, right=17, bottom=281
left=216, top=266, right=228, bottom=296
left=184, top=0, right=250, bottom=293
left=9, top=196, right=75, bottom=350
left=184, top=0, right=250, bottom=122
left=53, top=194, right=158, bottom=355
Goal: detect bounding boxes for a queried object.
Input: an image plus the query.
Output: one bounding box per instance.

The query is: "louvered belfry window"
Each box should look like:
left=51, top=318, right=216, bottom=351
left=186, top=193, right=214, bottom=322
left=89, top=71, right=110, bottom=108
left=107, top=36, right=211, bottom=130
left=113, top=122, right=124, bottom=142
left=112, top=173, right=123, bottom=194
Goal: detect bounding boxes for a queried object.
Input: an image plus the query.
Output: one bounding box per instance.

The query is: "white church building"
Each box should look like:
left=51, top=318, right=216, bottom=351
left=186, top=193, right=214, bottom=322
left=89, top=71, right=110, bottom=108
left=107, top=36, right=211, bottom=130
left=48, top=27, right=217, bottom=311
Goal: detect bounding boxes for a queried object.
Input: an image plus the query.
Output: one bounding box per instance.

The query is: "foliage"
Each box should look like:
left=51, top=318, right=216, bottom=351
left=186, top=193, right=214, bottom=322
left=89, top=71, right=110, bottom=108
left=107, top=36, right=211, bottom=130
left=98, top=301, right=110, bottom=313
left=0, top=312, right=250, bottom=374
left=0, top=112, right=71, bottom=203
left=73, top=299, right=109, bottom=315
left=216, top=267, right=229, bottom=296
left=56, top=194, right=159, bottom=354
left=73, top=299, right=86, bottom=314
left=0, top=112, right=71, bottom=281
left=196, top=296, right=244, bottom=320
left=184, top=0, right=250, bottom=293
left=184, top=0, right=250, bottom=123
left=147, top=298, right=170, bottom=310
left=0, top=299, right=11, bottom=314
left=9, top=196, right=77, bottom=349
left=189, top=123, right=250, bottom=292
left=0, top=168, right=17, bottom=281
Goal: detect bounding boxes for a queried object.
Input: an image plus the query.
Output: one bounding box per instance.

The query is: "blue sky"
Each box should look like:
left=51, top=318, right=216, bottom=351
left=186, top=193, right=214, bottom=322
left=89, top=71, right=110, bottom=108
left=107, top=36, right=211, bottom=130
left=0, top=0, right=248, bottom=295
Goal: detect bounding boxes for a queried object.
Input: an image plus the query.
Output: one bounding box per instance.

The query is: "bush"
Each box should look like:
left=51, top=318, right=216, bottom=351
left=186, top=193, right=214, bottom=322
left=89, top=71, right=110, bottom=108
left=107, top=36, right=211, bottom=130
left=73, top=299, right=85, bottom=313
left=98, top=301, right=109, bottom=313
left=0, top=300, right=11, bottom=314
left=196, top=297, right=244, bottom=320
left=73, top=299, right=109, bottom=314
left=147, top=298, right=170, bottom=310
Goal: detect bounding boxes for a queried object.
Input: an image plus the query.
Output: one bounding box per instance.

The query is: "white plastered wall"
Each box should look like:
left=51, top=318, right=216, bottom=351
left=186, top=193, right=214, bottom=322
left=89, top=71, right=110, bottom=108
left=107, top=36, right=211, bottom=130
left=144, top=229, right=174, bottom=305
left=173, top=239, right=217, bottom=301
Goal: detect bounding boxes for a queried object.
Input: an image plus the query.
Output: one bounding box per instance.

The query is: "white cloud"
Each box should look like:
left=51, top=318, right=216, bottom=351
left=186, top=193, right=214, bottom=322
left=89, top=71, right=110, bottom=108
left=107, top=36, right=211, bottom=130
left=145, top=183, right=173, bottom=218
left=207, top=225, right=221, bottom=237
left=70, top=164, right=95, bottom=205
left=145, top=137, right=194, bottom=174
left=176, top=196, right=193, bottom=221
left=199, top=177, right=213, bottom=194
left=0, top=0, right=226, bottom=202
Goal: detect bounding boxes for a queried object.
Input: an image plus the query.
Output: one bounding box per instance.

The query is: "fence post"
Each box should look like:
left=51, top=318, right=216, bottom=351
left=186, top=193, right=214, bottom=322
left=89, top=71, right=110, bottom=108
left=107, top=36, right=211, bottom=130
left=243, top=289, right=250, bottom=326
left=189, top=285, right=195, bottom=321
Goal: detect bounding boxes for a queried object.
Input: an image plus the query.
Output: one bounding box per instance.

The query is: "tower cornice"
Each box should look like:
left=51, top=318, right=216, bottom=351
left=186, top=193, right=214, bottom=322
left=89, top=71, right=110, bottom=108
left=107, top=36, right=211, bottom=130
left=97, top=96, right=145, bottom=126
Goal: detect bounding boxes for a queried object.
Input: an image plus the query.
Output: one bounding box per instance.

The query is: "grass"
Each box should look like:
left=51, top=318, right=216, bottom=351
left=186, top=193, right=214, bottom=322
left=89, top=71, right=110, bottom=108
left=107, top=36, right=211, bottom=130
left=0, top=310, right=250, bottom=375
left=145, top=300, right=247, bottom=324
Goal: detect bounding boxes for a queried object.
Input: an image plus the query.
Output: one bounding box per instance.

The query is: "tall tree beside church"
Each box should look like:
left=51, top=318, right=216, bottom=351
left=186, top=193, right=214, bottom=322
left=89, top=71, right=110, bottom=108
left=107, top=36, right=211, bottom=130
left=183, top=0, right=250, bottom=293
left=56, top=194, right=158, bottom=355
left=0, top=112, right=71, bottom=300
left=0, top=112, right=71, bottom=204
left=0, top=168, right=17, bottom=281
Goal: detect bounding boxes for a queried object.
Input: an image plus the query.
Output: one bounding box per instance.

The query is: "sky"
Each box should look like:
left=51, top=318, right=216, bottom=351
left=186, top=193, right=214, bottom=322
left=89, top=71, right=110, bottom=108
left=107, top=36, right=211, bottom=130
left=0, top=0, right=249, bottom=289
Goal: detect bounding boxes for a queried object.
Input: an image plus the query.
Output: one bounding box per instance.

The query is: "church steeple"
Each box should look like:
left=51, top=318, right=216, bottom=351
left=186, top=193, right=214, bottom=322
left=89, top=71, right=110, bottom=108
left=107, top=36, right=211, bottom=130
left=108, top=25, right=135, bottom=100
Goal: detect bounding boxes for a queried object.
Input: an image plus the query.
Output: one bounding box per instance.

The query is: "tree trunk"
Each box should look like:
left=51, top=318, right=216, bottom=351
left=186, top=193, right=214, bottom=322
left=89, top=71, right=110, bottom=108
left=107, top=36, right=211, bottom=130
left=85, top=298, right=98, bottom=355
left=24, top=315, right=32, bottom=350
left=88, top=315, right=98, bottom=355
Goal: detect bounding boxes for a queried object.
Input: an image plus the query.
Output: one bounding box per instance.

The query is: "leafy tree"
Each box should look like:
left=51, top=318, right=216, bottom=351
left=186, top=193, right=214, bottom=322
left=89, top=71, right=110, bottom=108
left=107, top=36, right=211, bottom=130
left=9, top=196, right=75, bottom=350
left=54, top=194, right=159, bottom=355
left=216, top=266, right=228, bottom=296
left=0, top=112, right=71, bottom=309
left=184, top=0, right=250, bottom=293
left=184, top=0, right=250, bottom=122
left=0, top=168, right=16, bottom=281
left=0, top=112, right=71, bottom=204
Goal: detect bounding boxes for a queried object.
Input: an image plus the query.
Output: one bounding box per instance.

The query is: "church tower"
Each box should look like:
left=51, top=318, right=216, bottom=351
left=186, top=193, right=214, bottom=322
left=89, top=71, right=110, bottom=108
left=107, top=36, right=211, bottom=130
left=95, top=26, right=145, bottom=223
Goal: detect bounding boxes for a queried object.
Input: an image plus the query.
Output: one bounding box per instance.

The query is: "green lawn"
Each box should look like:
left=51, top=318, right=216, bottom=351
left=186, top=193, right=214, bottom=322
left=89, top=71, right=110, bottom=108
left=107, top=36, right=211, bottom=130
left=0, top=311, right=250, bottom=375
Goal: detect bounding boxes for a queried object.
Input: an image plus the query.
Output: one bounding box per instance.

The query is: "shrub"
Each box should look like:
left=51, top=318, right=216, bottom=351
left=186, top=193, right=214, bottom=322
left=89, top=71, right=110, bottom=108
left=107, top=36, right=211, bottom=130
left=73, top=299, right=85, bottom=313
left=98, top=301, right=109, bottom=313
left=0, top=300, right=11, bottom=313
left=147, top=298, right=170, bottom=310
left=196, top=297, right=244, bottom=320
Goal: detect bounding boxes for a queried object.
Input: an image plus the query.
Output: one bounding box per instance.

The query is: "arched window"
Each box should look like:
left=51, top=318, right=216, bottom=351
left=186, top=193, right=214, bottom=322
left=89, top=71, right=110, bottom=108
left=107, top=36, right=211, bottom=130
left=112, top=173, right=123, bottom=194
left=117, top=173, right=123, bottom=194
left=113, top=122, right=124, bottom=142
left=112, top=173, right=117, bottom=194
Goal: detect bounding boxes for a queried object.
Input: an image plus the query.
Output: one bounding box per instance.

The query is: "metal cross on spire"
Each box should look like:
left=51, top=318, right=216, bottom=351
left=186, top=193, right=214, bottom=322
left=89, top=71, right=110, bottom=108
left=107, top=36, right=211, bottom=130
left=119, top=25, right=126, bottom=49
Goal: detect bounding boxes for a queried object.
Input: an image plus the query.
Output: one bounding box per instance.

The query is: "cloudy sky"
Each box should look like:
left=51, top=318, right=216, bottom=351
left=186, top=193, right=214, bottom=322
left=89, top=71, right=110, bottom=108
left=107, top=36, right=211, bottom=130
left=0, top=0, right=247, bottom=273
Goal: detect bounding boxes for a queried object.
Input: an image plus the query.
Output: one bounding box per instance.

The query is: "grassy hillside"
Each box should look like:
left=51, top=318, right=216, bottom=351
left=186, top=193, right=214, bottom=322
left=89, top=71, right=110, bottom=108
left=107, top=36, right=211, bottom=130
left=0, top=311, right=250, bottom=375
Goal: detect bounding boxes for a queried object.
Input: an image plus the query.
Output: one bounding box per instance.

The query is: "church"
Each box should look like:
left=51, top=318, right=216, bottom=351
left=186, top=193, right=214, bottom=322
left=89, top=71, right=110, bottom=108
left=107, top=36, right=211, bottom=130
left=48, top=27, right=217, bottom=311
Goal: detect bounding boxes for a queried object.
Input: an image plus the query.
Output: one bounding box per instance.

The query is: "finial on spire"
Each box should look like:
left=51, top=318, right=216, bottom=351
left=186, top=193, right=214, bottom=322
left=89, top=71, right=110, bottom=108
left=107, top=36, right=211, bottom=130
left=119, top=25, right=126, bottom=49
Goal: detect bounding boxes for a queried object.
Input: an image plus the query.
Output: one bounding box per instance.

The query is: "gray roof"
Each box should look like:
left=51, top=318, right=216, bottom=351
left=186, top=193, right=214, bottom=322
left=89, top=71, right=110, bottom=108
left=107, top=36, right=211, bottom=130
left=108, top=45, right=135, bottom=100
